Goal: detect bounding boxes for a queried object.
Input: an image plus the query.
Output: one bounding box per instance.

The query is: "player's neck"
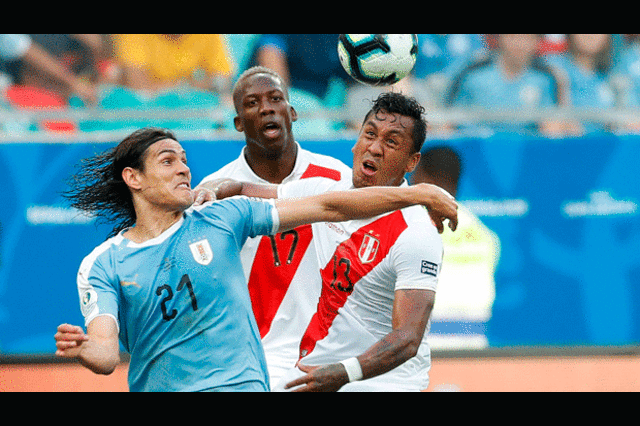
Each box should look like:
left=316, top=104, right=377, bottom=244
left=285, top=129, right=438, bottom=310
left=244, top=140, right=298, bottom=184
left=125, top=208, right=183, bottom=243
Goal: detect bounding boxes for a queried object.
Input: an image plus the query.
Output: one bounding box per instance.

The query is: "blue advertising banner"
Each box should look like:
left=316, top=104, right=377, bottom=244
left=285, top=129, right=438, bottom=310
left=0, top=134, right=638, bottom=354
left=444, top=133, right=640, bottom=347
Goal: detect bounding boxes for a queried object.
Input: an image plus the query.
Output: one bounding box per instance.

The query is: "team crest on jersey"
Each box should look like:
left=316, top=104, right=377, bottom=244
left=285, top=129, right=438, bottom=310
left=358, top=232, right=380, bottom=264
left=189, top=239, right=213, bottom=265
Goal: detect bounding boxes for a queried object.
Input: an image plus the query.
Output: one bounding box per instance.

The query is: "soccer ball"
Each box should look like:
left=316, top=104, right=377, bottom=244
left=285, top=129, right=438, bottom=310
left=337, top=34, right=418, bottom=86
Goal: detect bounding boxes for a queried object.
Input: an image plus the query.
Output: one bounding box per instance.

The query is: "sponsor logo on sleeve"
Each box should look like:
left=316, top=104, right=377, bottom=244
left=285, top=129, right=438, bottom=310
left=421, top=260, right=438, bottom=277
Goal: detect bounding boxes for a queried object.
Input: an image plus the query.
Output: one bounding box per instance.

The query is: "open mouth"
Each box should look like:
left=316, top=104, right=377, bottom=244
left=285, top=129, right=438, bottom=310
left=361, top=160, right=378, bottom=176
left=262, top=121, right=281, bottom=138
left=176, top=182, right=191, bottom=190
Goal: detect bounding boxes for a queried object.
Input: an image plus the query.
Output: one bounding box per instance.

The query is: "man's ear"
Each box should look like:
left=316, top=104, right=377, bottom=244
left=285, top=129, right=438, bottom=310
left=234, top=116, right=244, bottom=133
left=290, top=105, right=298, bottom=123
left=122, top=167, right=143, bottom=191
left=405, top=152, right=421, bottom=174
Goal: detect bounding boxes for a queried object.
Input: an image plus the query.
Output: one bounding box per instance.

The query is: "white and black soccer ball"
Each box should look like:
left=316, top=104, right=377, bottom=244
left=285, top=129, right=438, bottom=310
left=337, top=34, right=418, bottom=86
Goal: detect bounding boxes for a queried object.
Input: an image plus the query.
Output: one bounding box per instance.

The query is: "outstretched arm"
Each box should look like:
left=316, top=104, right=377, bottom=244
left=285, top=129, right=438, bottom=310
left=275, top=183, right=457, bottom=233
left=194, top=179, right=458, bottom=233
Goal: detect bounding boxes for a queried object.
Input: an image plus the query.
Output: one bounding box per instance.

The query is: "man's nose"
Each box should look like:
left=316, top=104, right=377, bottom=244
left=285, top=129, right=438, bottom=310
left=259, top=99, right=275, bottom=115
left=367, top=138, right=384, bottom=156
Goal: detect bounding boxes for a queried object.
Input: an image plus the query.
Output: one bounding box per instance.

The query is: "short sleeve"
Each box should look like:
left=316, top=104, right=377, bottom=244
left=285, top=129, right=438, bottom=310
left=391, top=219, right=443, bottom=292
left=77, top=250, right=120, bottom=329
left=197, top=196, right=279, bottom=242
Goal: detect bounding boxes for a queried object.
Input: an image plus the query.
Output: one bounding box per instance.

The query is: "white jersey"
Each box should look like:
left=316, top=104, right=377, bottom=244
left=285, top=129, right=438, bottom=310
left=198, top=143, right=352, bottom=384
left=273, top=178, right=443, bottom=392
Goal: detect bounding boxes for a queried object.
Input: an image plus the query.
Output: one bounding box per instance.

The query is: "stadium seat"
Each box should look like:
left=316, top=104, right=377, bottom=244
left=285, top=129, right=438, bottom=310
left=147, top=87, right=220, bottom=131
left=288, top=88, right=335, bottom=137
left=98, top=85, right=146, bottom=110
left=5, top=85, right=76, bottom=133
left=70, top=86, right=147, bottom=132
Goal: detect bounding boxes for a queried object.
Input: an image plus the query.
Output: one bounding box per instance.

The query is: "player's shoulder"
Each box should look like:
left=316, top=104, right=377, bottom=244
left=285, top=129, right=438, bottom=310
left=79, top=234, right=125, bottom=275
left=400, top=205, right=441, bottom=235
left=298, top=147, right=352, bottom=180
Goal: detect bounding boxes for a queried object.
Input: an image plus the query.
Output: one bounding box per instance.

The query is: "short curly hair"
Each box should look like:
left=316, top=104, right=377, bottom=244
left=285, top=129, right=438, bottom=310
left=362, top=92, right=428, bottom=153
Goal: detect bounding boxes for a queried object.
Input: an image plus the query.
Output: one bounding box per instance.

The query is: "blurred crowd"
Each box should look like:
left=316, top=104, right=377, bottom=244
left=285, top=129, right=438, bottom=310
left=1, top=34, right=640, bottom=137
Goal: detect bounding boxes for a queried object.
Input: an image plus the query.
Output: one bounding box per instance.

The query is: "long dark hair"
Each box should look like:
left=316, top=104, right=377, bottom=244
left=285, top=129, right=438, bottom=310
left=64, top=127, right=178, bottom=238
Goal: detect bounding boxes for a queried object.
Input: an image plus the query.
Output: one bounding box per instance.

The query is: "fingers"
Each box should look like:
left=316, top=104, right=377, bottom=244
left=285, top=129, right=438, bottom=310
left=55, top=323, right=88, bottom=356
left=55, top=341, right=82, bottom=356
left=284, top=363, right=316, bottom=390
left=296, top=362, right=313, bottom=373
left=448, top=216, right=458, bottom=232
left=56, top=323, right=85, bottom=336
left=284, top=374, right=312, bottom=390
left=192, top=188, right=216, bottom=205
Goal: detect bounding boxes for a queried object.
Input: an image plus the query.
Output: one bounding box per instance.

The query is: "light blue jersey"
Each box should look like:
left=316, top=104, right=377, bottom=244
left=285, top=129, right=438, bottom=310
left=446, top=56, right=559, bottom=134
left=544, top=53, right=615, bottom=133
left=76, top=196, right=279, bottom=392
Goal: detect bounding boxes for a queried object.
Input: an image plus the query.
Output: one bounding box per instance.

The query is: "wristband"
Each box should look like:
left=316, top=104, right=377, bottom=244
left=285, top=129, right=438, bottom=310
left=339, top=357, right=363, bottom=382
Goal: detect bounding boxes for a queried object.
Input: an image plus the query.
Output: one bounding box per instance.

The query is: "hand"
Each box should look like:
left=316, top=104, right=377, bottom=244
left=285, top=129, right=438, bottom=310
left=284, top=362, right=350, bottom=392
left=418, top=183, right=458, bottom=233
left=192, top=186, right=217, bottom=206
left=193, top=178, right=242, bottom=205
left=55, top=323, right=89, bottom=358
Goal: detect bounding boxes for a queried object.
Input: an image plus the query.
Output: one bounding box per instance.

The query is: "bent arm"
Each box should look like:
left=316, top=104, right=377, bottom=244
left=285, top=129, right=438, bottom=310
left=82, top=316, right=121, bottom=374
left=356, top=289, right=435, bottom=379
left=55, top=316, right=120, bottom=375
left=195, top=179, right=457, bottom=233
left=286, top=289, right=435, bottom=391
left=275, top=183, right=457, bottom=233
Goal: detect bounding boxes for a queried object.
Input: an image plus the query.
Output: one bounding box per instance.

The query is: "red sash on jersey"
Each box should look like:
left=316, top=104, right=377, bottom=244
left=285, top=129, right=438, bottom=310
left=298, top=210, right=408, bottom=359
left=247, top=164, right=342, bottom=338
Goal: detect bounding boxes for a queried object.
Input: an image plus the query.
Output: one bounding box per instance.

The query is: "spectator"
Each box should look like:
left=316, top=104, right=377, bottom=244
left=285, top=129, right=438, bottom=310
left=346, top=35, right=488, bottom=133
left=9, top=35, right=107, bottom=102
left=445, top=34, right=565, bottom=136
left=249, top=34, right=352, bottom=106
left=537, top=34, right=568, bottom=56
left=611, top=35, right=640, bottom=131
left=111, top=34, right=235, bottom=105
left=544, top=34, right=616, bottom=134
left=0, top=34, right=96, bottom=104
left=410, top=34, right=488, bottom=107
